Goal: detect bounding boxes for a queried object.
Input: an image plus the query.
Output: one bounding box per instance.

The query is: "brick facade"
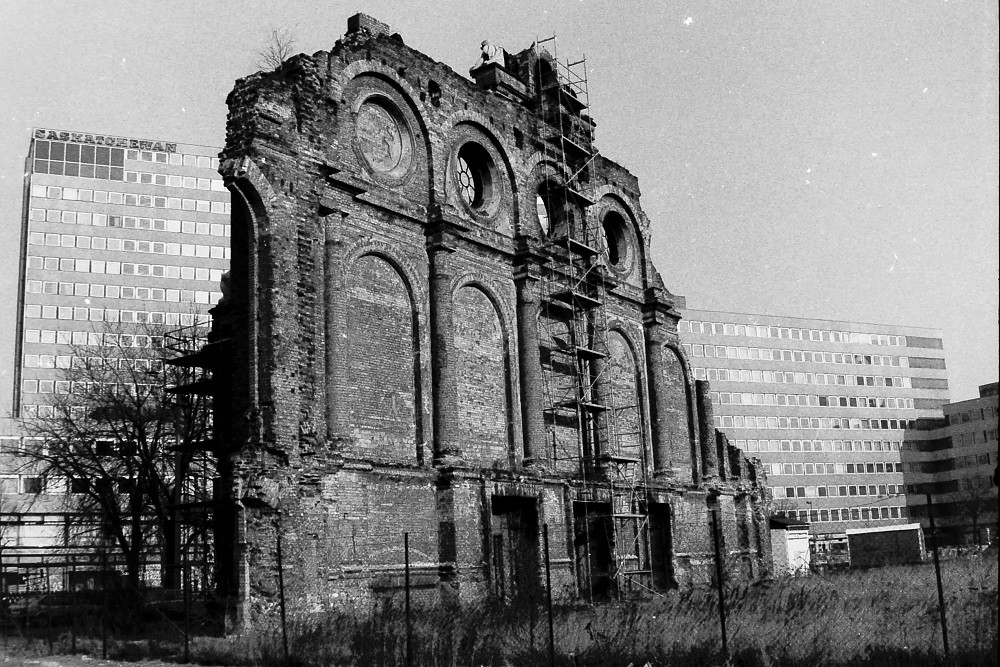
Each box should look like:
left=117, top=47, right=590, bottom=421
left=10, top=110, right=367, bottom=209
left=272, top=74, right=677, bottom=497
left=209, top=15, right=771, bottom=622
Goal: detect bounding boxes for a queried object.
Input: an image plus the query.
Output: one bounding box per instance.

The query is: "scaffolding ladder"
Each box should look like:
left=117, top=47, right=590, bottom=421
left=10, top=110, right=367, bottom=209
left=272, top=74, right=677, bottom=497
left=532, top=36, right=654, bottom=598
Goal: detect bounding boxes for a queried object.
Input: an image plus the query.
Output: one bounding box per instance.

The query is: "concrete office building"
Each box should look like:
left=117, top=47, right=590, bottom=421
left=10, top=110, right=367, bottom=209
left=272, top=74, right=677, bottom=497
left=678, top=308, right=951, bottom=547
left=903, top=382, right=999, bottom=545
left=1, top=128, right=229, bottom=573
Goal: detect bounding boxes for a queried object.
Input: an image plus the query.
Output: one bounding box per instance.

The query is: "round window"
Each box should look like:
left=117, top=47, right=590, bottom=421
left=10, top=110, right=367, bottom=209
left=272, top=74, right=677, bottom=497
left=455, top=143, right=494, bottom=212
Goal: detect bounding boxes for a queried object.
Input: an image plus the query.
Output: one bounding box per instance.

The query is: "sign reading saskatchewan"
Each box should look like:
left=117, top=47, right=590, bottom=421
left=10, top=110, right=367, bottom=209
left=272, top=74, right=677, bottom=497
left=34, top=128, right=177, bottom=153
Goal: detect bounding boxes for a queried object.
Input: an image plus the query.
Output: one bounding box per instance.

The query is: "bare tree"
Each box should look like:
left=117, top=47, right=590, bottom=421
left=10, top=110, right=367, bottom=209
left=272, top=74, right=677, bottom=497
left=956, top=482, right=997, bottom=547
left=257, top=28, right=297, bottom=71
left=17, top=321, right=213, bottom=590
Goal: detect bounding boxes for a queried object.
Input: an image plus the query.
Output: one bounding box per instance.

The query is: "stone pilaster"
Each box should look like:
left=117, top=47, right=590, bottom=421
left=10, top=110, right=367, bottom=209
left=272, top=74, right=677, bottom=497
left=513, top=237, right=546, bottom=467
left=696, top=379, right=719, bottom=481
left=427, top=210, right=464, bottom=464
left=642, top=287, right=676, bottom=477
left=322, top=208, right=349, bottom=444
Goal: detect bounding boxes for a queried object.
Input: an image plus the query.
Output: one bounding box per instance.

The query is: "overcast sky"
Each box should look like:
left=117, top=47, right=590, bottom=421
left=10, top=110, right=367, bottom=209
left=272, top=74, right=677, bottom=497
left=0, top=0, right=996, bottom=411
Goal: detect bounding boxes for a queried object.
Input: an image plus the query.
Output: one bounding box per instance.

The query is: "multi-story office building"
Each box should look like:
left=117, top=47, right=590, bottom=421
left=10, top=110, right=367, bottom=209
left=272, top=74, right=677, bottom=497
left=1, top=128, right=229, bottom=573
left=678, top=308, right=951, bottom=543
left=903, top=382, right=999, bottom=545
left=13, top=128, right=230, bottom=420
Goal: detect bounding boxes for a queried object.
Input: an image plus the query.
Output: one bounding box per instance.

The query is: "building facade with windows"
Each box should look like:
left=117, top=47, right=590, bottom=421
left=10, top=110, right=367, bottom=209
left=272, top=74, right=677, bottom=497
left=678, top=308, right=951, bottom=541
left=1, top=128, right=229, bottom=579
left=902, top=382, right=999, bottom=545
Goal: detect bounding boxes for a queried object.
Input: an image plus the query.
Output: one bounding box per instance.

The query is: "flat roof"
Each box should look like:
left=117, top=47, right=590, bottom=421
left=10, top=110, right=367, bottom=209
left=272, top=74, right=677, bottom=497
left=846, top=523, right=923, bottom=535
left=31, top=126, right=221, bottom=154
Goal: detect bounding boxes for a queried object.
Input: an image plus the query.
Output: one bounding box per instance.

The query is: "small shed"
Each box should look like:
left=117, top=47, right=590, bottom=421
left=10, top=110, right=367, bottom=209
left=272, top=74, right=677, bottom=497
left=769, top=515, right=811, bottom=576
left=846, top=523, right=925, bottom=568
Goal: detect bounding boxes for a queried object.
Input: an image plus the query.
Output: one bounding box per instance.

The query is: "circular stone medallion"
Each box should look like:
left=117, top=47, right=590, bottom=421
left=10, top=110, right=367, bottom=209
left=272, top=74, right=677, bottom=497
left=356, top=101, right=405, bottom=173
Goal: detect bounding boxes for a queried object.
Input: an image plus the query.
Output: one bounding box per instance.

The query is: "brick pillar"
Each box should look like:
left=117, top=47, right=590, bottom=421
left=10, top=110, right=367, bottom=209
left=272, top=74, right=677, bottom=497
left=514, top=240, right=546, bottom=467
left=643, top=324, right=671, bottom=475
left=642, top=288, right=677, bottom=477
left=589, top=307, right=611, bottom=470
left=323, top=209, right=349, bottom=443
left=716, top=433, right=732, bottom=481
left=427, top=214, right=463, bottom=463
left=696, top=379, right=718, bottom=481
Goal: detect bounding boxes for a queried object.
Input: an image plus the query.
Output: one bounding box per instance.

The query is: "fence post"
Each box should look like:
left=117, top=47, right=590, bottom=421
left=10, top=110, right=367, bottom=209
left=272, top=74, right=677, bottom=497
left=183, top=544, right=191, bottom=663
left=925, top=493, right=949, bottom=657
left=276, top=527, right=289, bottom=662
left=47, top=605, right=53, bottom=654
left=543, top=523, right=555, bottom=667
left=529, top=586, right=536, bottom=652
left=102, top=551, right=108, bottom=660
left=70, top=556, right=77, bottom=654
left=0, top=548, right=5, bottom=646
left=710, top=507, right=729, bottom=662
left=404, top=532, right=412, bottom=667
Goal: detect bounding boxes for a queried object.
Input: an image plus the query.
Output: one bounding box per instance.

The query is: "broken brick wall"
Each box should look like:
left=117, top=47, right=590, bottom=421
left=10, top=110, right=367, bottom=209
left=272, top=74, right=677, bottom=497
left=211, top=14, right=771, bottom=621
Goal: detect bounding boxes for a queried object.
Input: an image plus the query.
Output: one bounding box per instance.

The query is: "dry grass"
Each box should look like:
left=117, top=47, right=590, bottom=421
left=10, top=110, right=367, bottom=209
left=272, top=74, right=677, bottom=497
left=6, top=551, right=997, bottom=666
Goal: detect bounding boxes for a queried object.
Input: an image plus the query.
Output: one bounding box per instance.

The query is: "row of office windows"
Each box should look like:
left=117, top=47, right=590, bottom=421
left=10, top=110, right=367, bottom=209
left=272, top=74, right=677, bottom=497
left=694, top=366, right=912, bottom=389
left=903, top=479, right=994, bottom=495
left=1, top=474, right=162, bottom=496
left=947, top=405, right=1000, bottom=424
left=773, top=484, right=903, bottom=499
left=683, top=343, right=909, bottom=368
left=771, top=484, right=903, bottom=500
left=26, top=254, right=224, bottom=285
left=3, top=433, right=208, bottom=457
left=951, top=453, right=995, bottom=469
left=904, top=453, right=996, bottom=474
left=23, top=300, right=221, bottom=324
left=29, top=207, right=230, bottom=236
left=952, top=430, right=998, bottom=447
left=30, top=184, right=231, bottom=215
left=734, top=438, right=902, bottom=453
left=711, top=391, right=914, bottom=410
left=714, top=414, right=914, bottom=431
left=24, top=321, right=210, bottom=348
left=774, top=506, right=907, bottom=524
left=33, top=139, right=219, bottom=171
left=124, top=170, right=225, bottom=191
left=25, top=280, right=222, bottom=304
left=681, top=320, right=905, bottom=346
left=767, top=461, right=904, bottom=477
left=959, top=476, right=995, bottom=491
left=27, top=232, right=229, bottom=260
left=22, top=378, right=159, bottom=396
left=28, top=276, right=224, bottom=299
left=127, top=148, right=217, bottom=168
left=20, top=401, right=187, bottom=420
left=24, top=354, right=161, bottom=372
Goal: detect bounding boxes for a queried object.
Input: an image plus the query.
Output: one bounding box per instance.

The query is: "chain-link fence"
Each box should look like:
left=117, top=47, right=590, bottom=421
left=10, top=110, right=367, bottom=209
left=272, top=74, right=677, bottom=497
left=2, top=517, right=996, bottom=666
left=0, top=547, right=220, bottom=662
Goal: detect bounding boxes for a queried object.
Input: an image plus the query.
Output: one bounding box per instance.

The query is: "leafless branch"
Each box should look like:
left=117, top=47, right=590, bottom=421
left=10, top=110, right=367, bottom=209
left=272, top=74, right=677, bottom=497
left=17, top=319, right=214, bottom=586
left=257, top=28, right=297, bottom=71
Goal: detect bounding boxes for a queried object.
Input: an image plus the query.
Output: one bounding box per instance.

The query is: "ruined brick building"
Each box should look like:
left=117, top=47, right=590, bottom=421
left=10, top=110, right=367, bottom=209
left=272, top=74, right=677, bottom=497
left=204, top=14, right=771, bottom=618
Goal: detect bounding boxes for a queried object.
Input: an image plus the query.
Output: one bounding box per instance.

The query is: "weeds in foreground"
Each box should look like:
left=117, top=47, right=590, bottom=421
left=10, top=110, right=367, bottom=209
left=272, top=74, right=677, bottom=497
left=2, top=552, right=996, bottom=666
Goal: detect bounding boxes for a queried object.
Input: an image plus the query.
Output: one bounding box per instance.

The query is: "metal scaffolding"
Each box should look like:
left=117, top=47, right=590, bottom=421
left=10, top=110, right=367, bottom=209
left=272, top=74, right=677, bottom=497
left=532, top=36, right=654, bottom=597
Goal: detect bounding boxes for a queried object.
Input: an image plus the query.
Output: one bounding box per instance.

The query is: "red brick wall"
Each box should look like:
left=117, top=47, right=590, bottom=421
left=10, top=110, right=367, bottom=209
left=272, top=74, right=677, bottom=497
left=662, top=347, right=694, bottom=480
left=608, top=329, right=643, bottom=461
left=454, top=285, right=511, bottom=467
left=347, top=254, right=419, bottom=462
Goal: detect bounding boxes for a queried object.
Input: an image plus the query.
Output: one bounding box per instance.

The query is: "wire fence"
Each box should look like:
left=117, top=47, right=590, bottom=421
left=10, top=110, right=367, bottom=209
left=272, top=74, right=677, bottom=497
left=0, top=518, right=996, bottom=666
